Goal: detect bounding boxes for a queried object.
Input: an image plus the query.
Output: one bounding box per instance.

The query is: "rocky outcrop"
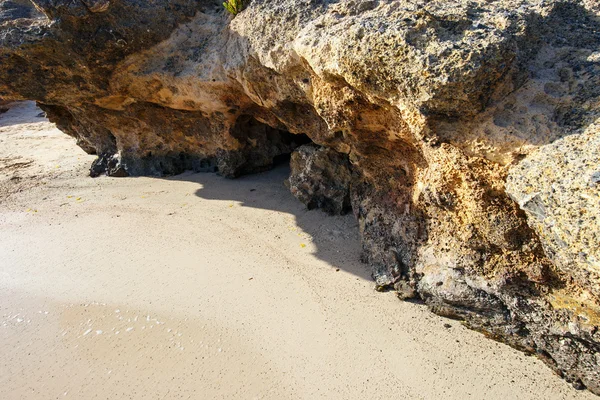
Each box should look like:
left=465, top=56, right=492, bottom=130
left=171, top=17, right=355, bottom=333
left=0, top=0, right=599, bottom=393
left=288, top=144, right=352, bottom=215
left=507, top=121, right=600, bottom=301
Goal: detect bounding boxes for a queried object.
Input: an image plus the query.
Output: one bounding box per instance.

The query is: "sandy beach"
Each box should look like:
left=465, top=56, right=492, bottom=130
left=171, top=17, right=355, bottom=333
left=0, top=102, right=595, bottom=399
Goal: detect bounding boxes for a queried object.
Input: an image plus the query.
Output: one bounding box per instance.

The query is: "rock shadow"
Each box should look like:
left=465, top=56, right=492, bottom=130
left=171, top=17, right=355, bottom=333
left=165, top=163, right=374, bottom=282
left=0, top=101, right=47, bottom=128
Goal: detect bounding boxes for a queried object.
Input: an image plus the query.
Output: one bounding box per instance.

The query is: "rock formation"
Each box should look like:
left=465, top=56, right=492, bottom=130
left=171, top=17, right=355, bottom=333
left=0, top=0, right=598, bottom=393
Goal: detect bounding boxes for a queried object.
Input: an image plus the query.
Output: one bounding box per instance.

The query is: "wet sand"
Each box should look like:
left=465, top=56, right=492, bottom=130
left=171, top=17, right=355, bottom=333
left=0, top=102, right=595, bottom=399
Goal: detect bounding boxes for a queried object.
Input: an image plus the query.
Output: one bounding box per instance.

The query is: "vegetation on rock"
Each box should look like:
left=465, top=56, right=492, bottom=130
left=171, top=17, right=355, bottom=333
left=223, top=0, right=246, bottom=15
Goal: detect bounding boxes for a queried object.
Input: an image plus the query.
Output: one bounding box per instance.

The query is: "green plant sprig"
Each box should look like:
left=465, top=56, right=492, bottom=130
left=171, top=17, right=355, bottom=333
left=223, top=0, right=246, bottom=16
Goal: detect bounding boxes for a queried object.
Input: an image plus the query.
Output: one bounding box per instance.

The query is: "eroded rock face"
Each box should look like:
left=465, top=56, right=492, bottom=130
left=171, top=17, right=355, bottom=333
left=1, top=0, right=599, bottom=393
left=288, top=144, right=352, bottom=215
left=506, top=121, right=600, bottom=300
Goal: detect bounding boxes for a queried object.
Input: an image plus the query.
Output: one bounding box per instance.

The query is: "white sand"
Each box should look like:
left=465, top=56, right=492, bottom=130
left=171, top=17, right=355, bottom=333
left=0, top=102, right=595, bottom=399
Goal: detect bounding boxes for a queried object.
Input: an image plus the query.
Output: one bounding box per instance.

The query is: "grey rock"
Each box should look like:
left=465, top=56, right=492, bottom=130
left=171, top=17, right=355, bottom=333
left=288, top=144, right=352, bottom=215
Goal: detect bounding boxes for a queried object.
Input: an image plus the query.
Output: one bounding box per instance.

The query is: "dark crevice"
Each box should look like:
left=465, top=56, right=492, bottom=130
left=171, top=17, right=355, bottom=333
left=219, top=115, right=312, bottom=178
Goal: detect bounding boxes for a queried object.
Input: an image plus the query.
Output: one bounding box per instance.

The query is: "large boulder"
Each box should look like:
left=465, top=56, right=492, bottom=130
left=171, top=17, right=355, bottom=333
left=0, top=0, right=599, bottom=393
left=507, top=121, right=600, bottom=302
left=288, top=144, right=353, bottom=215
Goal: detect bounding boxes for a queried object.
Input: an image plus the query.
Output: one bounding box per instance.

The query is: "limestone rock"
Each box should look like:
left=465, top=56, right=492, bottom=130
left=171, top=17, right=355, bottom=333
left=288, top=144, right=352, bottom=215
left=80, top=0, right=110, bottom=13
left=0, top=0, right=599, bottom=393
left=507, top=121, right=600, bottom=298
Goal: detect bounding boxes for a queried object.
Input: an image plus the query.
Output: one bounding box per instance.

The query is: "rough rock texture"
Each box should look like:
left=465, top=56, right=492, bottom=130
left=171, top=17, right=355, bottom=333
left=288, top=144, right=352, bottom=215
left=0, top=0, right=599, bottom=393
left=507, top=121, right=600, bottom=301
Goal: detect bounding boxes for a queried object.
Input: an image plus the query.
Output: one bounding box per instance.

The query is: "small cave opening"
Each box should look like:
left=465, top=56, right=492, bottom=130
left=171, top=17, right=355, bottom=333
left=270, top=129, right=313, bottom=167
left=224, top=115, right=312, bottom=178
left=272, top=151, right=294, bottom=167
left=228, top=114, right=356, bottom=224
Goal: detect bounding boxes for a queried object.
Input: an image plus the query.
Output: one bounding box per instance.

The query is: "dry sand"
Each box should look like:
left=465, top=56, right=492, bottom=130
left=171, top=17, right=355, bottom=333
left=0, top=102, right=596, bottom=399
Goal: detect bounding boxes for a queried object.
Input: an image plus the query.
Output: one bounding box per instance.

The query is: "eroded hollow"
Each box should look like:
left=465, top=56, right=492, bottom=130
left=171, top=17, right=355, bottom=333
left=220, top=115, right=312, bottom=178
left=227, top=115, right=354, bottom=216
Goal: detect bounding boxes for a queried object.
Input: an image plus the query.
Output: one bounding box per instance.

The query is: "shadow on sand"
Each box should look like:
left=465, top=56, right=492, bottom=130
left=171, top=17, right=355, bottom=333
left=165, top=163, right=374, bottom=282
left=0, top=101, right=47, bottom=128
